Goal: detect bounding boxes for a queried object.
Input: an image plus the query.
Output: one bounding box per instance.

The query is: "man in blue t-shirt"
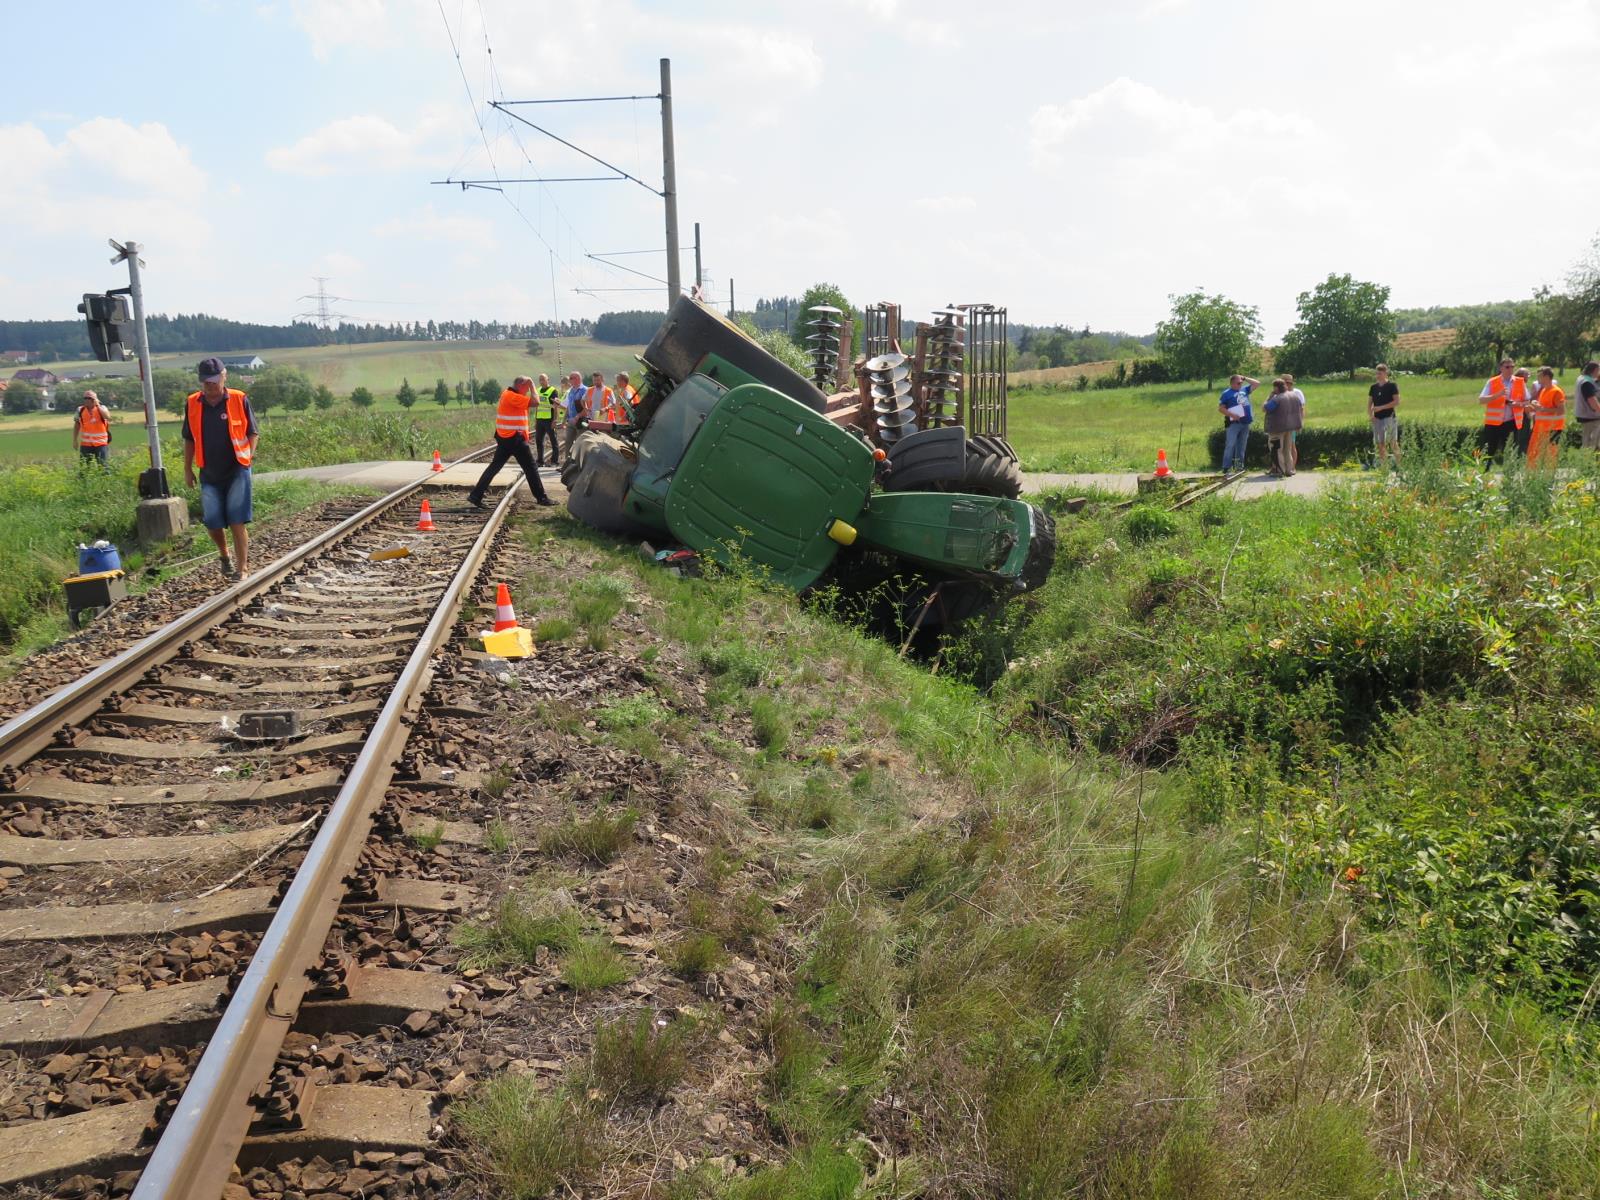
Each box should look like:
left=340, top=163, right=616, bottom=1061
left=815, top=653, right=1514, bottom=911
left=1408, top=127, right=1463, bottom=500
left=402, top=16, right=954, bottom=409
left=1218, top=373, right=1259, bottom=473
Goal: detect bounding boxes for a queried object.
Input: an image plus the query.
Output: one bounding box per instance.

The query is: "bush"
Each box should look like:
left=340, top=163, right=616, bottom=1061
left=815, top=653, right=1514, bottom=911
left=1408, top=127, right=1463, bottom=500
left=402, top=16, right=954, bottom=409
left=1123, top=505, right=1178, bottom=543
left=1204, top=422, right=1485, bottom=469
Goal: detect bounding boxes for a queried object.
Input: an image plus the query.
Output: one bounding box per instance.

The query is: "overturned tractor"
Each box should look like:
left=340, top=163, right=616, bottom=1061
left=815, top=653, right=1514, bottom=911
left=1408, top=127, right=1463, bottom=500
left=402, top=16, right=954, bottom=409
left=561, top=295, right=1053, bottom=633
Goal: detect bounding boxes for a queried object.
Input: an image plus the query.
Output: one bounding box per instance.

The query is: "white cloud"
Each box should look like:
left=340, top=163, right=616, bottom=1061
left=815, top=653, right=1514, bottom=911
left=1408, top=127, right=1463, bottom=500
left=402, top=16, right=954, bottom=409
left=266, top=111, right=455, bottom=175
left=288, top=0, right=420, bottom=58
left=915, top=195, right=978, bottom=213
left=64, top=118, right=206, bottom=196
left=374, top=203, right=496, bottom=248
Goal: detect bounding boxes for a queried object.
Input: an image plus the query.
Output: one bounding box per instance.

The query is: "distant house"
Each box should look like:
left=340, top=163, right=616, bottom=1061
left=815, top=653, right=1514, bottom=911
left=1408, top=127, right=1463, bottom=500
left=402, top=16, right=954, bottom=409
left=218, top=355, right=266, bottom=372
left=1, top=350, right=30, bottom=364
left=12, top=368, right=59, bottom=388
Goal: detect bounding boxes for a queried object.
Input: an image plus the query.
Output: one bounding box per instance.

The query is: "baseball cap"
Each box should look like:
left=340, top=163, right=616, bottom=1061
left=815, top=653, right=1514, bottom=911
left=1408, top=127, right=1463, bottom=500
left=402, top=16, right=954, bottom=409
left=197, top=357, right=225, bottom=382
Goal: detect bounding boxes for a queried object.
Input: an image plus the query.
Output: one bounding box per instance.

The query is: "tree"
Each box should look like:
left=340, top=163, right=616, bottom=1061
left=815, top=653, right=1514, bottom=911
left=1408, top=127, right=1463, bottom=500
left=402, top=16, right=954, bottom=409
left=1276, top=273, right=1394, bottom=378
left=1444, top=317, right=1519, bottom=377
left=432, top=378, right=450, bottom=407
left=313, top=384, right=336, bottom=410
left=455, top=381, right=466, bottom=406
left=526, top=339, right=544, bottom=356
left=789, top=283, right=857, bottom=359
left=251, top=365, right=314, bottom=412
left=396, top=378, right=417, bottom=409
left=152, top=368, right=194, bottom=414
left=1153, top=292, right=1262, bottom=388
left=349, top=386, right=375, bottom=409
left=4, top=379, right=40, bottom=411
left=479, top=378, right=500, bottom=404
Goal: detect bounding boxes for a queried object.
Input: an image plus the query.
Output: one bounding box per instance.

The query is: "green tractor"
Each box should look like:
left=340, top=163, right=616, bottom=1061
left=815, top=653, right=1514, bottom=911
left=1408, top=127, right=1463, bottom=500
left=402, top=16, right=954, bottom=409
left=561, top=296, right=1053, bottom=631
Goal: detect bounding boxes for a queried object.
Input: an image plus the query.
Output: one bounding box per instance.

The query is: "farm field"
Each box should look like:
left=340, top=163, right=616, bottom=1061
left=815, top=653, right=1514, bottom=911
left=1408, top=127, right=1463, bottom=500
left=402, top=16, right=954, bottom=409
left=1009, top=373, right=1491, bottom=471
left=6, top=337, right=645, bottom=400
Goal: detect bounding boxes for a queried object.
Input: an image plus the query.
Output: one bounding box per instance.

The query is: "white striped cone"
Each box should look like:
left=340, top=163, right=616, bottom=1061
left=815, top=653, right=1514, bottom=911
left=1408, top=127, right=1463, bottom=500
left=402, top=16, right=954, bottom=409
left=493, top=583, right=518, bottom=631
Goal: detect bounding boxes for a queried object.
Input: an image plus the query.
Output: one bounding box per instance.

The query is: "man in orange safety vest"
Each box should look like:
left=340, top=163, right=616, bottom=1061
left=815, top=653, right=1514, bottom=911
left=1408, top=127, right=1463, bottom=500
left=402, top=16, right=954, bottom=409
left=467, top=375, right=557, bottom=510
left=182, top=358, right=258, bottom=581
left=1478, top=357, right=1526, bottom=460
left=72, top=389, right=113, bottom=467
left=1528, top=366, right=1566, bottom=468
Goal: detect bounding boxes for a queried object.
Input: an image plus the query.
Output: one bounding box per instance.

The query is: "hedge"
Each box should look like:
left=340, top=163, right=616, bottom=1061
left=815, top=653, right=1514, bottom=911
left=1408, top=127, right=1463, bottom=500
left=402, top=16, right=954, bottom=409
left=1204, top=422, right=1587, bottom=469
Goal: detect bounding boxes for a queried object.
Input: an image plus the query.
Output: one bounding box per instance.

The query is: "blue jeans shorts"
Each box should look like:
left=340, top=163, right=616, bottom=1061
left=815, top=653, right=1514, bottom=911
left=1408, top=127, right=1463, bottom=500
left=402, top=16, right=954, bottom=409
left=201, top=469, right=253, bottom=530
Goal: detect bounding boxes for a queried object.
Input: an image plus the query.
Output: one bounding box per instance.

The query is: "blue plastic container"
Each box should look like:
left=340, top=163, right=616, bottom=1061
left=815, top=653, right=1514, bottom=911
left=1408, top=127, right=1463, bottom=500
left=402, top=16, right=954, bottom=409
left=77, top=543, right=122, bottom=575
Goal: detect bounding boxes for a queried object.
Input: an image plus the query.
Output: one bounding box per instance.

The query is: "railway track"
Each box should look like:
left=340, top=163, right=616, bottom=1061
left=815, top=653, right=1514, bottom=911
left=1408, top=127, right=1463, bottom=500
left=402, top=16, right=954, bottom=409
left=0, top=450, right=539, bottom=1199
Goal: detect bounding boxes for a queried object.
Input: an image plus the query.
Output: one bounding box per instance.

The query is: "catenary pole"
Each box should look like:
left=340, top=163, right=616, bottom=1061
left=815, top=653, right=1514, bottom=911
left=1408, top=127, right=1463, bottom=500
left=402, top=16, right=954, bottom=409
left=660, top=58, right=680, bottom=309
left=694, top=222, right=703, bottom=293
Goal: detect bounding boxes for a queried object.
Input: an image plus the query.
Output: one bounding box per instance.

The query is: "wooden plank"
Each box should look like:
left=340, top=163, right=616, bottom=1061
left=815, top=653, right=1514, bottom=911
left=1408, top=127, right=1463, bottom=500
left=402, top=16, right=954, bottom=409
left=0, top=968, right=454, bottom=1051
left=365, top=877, right=475, bottom=913
left=158, top=672, right=395, bottom=696
left=51, top=729, right=362, bottom=761
left=399, top=814, right=484, bottom=846
left=0, top=1097, right=161, bottom=1187
left=237, top=1084, right=436, bottom=1166
left=219, top=630, right=417, bottom=649
left=0, top=821, right=303, bottom=866
left=0, top=886, right=280, bottom=942
left=239, top=615, right=427, bottom=633
left=189, top=648, right=404, bottom=669
left=3, top=767, right=344, bottom=808
left=111, top=698, right=381, bottom=728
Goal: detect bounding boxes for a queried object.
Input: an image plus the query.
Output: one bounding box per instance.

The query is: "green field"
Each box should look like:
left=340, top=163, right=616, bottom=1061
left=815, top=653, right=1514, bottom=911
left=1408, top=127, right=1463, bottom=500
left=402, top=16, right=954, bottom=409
left=9, top=337, right=644, bottom=402
left=1009, top=374, right=1491, bottom=471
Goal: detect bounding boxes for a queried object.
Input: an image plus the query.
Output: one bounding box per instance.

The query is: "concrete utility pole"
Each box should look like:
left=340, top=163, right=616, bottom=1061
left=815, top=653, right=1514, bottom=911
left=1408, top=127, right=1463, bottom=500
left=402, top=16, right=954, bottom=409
left=660, top=58, right=680, bottom=310
left=109, top=239, right=189, bottom=547
left=468, top=364, right=477, bottom=406
left=693, top=222, right=703, bottom=294
left=728, top=278, right=735, bottom=322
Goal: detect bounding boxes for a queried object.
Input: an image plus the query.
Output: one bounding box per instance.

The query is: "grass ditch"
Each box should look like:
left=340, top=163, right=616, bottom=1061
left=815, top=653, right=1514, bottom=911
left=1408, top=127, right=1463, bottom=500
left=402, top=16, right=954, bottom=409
left=449, top=504, right=1600, bottom=1197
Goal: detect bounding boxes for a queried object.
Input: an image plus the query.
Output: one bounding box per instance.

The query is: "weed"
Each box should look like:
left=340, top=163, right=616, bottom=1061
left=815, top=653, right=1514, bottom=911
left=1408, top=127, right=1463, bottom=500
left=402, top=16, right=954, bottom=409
left=480, top=766, right=514, bottom=800
left=410, top=821, right=446, bottom=852
left=667, top=932, right=726, bottom=980
left=749, top=693, right=790, bottom=753
left=451, top=1075, right=602, bottom=1199
left=1123, top=504, right=1179, bottom=542
left=560, top=937, right=632, bottom=992
left=539, top=806, right=637, bottom=865
left=484, top=820, right=516, bottom=855
left=453, top=892, right=584, bottom=969
left=533, top=616, right=576, bottom=643
left=697, top=642, right=768, bottom=687
left=585, top=1012, right=691, bottom=1106
left=597, top=694, right=668, bottom=730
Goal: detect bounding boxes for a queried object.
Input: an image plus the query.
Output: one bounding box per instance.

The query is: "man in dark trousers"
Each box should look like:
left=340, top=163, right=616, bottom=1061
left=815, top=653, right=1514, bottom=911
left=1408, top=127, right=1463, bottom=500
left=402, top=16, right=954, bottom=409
left=71, top=389, right=113, bottom=466
left=532, top=372, right=562, bottom=466
left=467, top=375, right=557, bottom=510
left=182, top=358, right=258, bottom=580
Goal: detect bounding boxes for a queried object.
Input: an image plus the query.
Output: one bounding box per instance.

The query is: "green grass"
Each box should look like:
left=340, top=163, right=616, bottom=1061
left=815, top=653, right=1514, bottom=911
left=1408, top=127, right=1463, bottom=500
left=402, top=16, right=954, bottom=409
left=1009, top=374, right=1490, bottom=471
left=12, top=337, right=643, bottom=405
left=538, top=806, right=638, bottom=865
left=559, top=937, right=632, bottom=992
left=518, top=492, right=1600, bottom=1199
left=584, top=1013, right=692, bottom=1106
left=452, top=892, right=585, bottom=970
left=451, top=1076, right=602, bottom=1199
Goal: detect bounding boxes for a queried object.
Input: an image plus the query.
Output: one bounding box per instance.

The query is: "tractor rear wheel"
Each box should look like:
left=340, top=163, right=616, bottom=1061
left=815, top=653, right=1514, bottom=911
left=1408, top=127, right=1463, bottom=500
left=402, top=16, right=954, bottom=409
left=958, top=436, right=1023, bottom=499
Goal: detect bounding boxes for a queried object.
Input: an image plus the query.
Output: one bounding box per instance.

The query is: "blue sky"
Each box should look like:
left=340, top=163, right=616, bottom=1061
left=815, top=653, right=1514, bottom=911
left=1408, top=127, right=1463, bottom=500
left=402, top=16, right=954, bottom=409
left=3, top=0, right=1597, bottom=339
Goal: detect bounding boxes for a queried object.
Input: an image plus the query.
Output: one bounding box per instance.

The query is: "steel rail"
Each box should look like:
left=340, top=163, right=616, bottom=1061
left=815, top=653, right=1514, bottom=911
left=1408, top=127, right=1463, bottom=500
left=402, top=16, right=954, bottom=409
left=131, top=477, right=521, bottom=1200
left=0, top=448, right=491, bottom=772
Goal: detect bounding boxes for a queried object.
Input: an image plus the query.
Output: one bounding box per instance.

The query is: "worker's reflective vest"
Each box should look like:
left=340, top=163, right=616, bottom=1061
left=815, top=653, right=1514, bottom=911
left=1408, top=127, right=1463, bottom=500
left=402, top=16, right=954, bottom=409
left=584, top=385, right=615, bottom=422
left=186, top=390, right=253, bottom=468
left=77, top=403, right=109, bottom=447
left=533, top=386, right=561, bottom=420
left=494, top=388, right=531, bottom=438
left=1532, top=384, right=1566, bottom=431
left=1482, top=375, right=1526, bottom=426
left=610, top=385, right=638, bottom=422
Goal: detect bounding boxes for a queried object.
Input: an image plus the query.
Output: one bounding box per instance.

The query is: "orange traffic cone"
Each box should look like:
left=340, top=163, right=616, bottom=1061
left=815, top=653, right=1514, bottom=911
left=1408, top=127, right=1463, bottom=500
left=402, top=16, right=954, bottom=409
left=431, top=450, right=444, bottom=472
left=1154, top=449, right=1173, bottom=478
left=492, top=583, right=518, bottom=631
left=416, top=499, right=436, bottom=531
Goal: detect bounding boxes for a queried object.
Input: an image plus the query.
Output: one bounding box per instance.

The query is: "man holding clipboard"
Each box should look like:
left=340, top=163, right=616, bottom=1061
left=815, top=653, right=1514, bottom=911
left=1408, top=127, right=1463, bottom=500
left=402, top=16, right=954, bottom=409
left=1218, top=372, right=1259, bottom=473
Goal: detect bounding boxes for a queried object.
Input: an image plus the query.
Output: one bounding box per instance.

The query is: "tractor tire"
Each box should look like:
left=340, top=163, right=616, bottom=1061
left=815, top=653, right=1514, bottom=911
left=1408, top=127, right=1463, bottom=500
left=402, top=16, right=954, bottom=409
left=882, top=426, right=968, bottom=492
left=960, top=435, right=1023, bottom=499
left=560, top=431, right=645, bottom=535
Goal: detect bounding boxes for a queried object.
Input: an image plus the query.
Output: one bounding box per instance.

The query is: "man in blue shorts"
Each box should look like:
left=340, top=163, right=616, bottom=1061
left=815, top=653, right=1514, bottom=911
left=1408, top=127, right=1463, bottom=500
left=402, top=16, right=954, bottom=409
left=182, top=357, right=258, bottom=580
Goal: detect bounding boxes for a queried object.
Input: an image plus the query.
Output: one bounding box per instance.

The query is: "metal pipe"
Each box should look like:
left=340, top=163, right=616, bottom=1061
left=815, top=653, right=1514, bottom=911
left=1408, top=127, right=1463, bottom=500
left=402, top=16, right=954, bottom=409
left=131, top=477, right=521, bottom=1200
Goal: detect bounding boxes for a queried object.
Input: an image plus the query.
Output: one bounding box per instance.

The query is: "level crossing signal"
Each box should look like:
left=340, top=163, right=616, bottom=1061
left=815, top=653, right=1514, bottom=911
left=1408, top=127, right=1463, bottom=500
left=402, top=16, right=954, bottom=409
left=77, top=292, right=133, bottom=361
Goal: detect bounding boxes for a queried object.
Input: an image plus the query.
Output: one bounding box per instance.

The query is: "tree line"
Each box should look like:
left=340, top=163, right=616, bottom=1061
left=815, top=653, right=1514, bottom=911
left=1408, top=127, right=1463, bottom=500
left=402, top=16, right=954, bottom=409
left=0, top=314, right=595, bottom=361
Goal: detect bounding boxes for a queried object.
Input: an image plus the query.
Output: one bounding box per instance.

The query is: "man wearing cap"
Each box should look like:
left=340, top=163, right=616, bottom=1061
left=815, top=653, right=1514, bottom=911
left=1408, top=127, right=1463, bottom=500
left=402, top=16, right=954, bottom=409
left=466, top=375, right=557, bottom=511
left=182, top=358, right=258, bottom=580
left=71, top=389, right=113, bottom=467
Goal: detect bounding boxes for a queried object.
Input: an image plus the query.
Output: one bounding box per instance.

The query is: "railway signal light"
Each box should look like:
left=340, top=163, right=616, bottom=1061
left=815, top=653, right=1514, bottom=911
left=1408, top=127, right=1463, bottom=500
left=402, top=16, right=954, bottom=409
left=77, top=291, right=133, bottom=362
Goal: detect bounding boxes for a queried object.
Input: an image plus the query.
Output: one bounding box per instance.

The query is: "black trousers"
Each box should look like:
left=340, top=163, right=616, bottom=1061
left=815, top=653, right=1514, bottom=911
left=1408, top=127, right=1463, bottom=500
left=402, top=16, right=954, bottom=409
left=469, top=434, right=549, bottom=503
left=1480, top=423, right=1513, bottom=459
left=534, top=418, right=560, bottom=465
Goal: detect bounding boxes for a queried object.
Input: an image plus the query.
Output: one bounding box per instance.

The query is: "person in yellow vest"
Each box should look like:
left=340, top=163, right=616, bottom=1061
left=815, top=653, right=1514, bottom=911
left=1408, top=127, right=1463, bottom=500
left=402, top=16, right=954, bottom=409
left=466, top=375, right=556, bottom=510
left=532, top=372, right=563, bottom=466
left=71, top=389, right=113, bottom=467
left=1477, top=357, right=1525, bottom=460
left=1527, top=366, right=1566, bottom=468
left=182, top=358, right=258, bottom=580
left=584, top=370, right=615, bottom=428
left=611, top=371, right=639, bottom=424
